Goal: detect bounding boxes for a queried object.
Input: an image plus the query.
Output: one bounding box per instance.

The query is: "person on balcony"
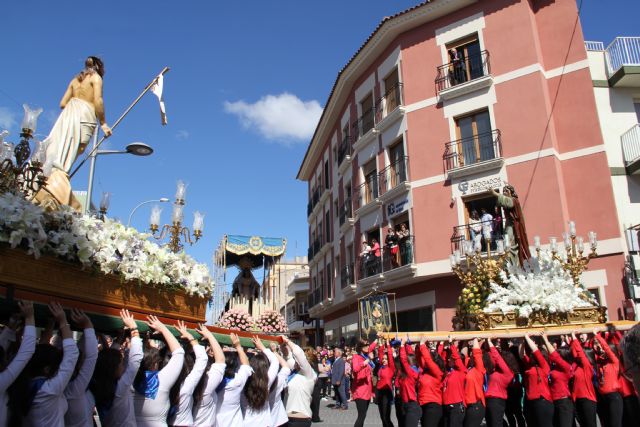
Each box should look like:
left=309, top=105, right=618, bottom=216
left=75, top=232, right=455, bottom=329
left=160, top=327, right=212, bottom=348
left=448, top=48, right=465, bottom=86
left=398, top=223, right=412, bottom=265
left=480, top=208, right=494, bottom=251
left=385, top=227, right=400, bottom=268
left=370, top=239, right=382, bottom=275
left=469, top=211, right=483, bottom=250
left=493, top=206, right=504, bottom=241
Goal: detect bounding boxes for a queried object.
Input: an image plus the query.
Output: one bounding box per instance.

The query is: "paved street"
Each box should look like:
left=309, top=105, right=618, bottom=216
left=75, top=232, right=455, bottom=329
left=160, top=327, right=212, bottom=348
left=315, top=398, right=398, bottom=426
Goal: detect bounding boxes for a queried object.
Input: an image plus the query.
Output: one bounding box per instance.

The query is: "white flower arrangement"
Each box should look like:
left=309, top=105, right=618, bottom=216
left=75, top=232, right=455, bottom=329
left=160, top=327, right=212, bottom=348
left=255, top=310, right=288, bottom=334
left=484, top=249, right=594, bottom=318
left=0, top=191, right=212, bottom=296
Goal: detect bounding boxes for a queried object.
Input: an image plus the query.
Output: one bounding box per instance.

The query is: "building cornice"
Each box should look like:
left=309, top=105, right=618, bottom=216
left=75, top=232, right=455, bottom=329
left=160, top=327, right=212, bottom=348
left=297, top=0, right=477, bottom=181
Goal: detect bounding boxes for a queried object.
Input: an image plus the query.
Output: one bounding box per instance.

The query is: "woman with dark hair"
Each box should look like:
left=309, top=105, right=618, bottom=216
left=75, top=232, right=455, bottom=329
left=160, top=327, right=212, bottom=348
left=520, top=332, right=553, bottom=427
left=242, top=336, right=279, bottom=426
left=0, top=301, right=35, bottom=427
left=485, top=337, right=514, bottom=427
left=417, top=338, right=445, bottom=427
left=570, top=331, right=598, bottom=427
left=64, top=308, right=99, bottom=427
left=351, top=338, right=378, bottom=427
left=192, top=324, right=226, bottom=427
left=504, top=343, right=525, bottom=427
left=463, top=338, right=486, bottom=427
left=167, top=320, right=208, bottom=426
left=592, top=328, right=623, bottom=427
left=284, top=336, right=317, bottom=427
left=540, top=332, right=574, bottom=427
left=443, top=336, right=467, bottom=427
left=216, top=332, right=252, bottom=427
left=398, top=337, right=422, bottom=427
left=269, top=343, right=291, bottom=427
left=375, top=339, right=396, bottom=427
left=133, top=315, right=185, bottom=426
left=9, top=302, right=79, bottom=426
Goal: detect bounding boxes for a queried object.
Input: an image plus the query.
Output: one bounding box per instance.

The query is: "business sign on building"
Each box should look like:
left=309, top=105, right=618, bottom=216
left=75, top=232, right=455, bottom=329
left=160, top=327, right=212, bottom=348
left=386, top=197, right=410, bottom=218
left=457, top=176, right=503, bottom=196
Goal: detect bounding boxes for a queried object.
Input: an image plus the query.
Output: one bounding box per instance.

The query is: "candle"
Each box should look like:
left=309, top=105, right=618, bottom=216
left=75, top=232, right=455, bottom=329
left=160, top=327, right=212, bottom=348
left=550, top=237, right=558, bottom=252
left=21, top=104, right=43, bottom=134
left=464, top=240, right=474, bottom=256
left=589, top=231, right=597, bottom=249
left=474, top=239, right=482, bottom=252
left=175, top=180, right=187, bottom=203
left=496, top=239, right=505, bottom=253
left=454, top=250, right=461, bottom=264
left=150, top=205, right=162, bottom=227
left=450, top=254, right=457, bottom=267
left=100, top=192, right=111, bottom=212
left=192, top=211, right=205, bottom=233
left=504, top=234, right=510, bottom=248
left=577, top=236, right=584, bottom=253
left=31, top=140, right=47, bottom=164
left=533, top=236, right=540, bottom=251
left=172, top=203, right=184, bottom=223
left=562, top=232, right=571, bottom=249
left=568, top=221, right=576, bottom=237
left=483, top=228, right=492, bottom=240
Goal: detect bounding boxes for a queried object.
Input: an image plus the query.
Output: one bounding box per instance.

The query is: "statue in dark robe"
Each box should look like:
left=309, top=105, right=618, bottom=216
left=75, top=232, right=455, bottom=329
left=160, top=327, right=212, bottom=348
left=492, top=184, right=531, bottom=266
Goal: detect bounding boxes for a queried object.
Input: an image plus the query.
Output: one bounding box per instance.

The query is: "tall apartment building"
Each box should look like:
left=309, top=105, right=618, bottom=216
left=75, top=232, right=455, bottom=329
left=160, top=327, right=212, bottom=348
left=586, top=37, right=640, bottom=317
left=297, top=0, right=629, bottom=344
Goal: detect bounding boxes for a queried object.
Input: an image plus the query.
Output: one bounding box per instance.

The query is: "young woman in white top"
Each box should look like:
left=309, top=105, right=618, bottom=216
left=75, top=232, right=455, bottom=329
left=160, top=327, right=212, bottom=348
left=192, top=324, right=226, bottom=427
left=64, top=308, right=99, bottom=427
left=133, top=315, right=185, bottom=427
left=269, top=344, right=292, bottom=427
left=168, top=320, right=208, bottom=426
left=283, top=336, right=317, bottom=427
left=215, top=333, right=253, bottom=427
left=9, top=301, right=80, bottom=427
left=242, top=336, right=279, bottom=426
left=0, top=301, right=36, bottom=427
left=90, top=309, right=143, bottom=427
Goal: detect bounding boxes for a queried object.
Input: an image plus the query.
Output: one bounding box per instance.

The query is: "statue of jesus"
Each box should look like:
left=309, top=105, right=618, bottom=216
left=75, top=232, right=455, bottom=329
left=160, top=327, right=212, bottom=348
left=492, top=184, right=531, bottom=266
left=36, top=56, right=112, bottom=210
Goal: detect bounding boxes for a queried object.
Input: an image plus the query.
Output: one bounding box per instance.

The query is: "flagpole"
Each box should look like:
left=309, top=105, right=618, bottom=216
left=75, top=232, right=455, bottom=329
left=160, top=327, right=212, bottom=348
left=69, top=66, right=170, bottom=179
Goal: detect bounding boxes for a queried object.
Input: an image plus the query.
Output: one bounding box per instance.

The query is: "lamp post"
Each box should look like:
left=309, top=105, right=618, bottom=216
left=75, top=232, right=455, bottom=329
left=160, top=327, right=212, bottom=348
left=85, top=141, right=153, bottom=215
left=149, top=180, right=204, bottom=253
left=127, top=197, right=170, bottom=227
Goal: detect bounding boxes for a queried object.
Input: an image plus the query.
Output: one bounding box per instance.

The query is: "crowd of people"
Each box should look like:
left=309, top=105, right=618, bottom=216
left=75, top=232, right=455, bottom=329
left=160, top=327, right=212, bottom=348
left=2, top=300, right=640, bottom=427
left=0, top=301, right=317, bottom=427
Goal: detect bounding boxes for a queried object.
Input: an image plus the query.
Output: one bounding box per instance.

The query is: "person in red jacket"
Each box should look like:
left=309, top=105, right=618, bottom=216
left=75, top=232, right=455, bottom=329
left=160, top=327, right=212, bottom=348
left=418, top=338, right=445, bottom=427
left=351, top=338, right=378, bottom=427
left=593, top=328, right=623, bottom=427
left=398, top=337, right=422, bottom=427
left=520, top=332, right=553, bottom=427
left=570, top=331, right=598, bottom=427
left=375, top=340, right=395, bottom=427
left=443, top=336, right=467, bottom=427
left=607, top=326, right=640, bottom=427
left=541, top=332, right=574, bottom=427
left=463, top=338, right=486, bottom=427
left=485, top=338, right=514, bottom=427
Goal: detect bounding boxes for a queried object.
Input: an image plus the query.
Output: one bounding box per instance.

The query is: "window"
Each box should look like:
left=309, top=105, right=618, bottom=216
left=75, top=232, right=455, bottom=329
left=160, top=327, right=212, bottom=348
left=363, top=159, right=378, bottom=204
left=458, top=193, right=502, bottom=252
left=389, top=140, right=407, bottom=188
left=324, top=160, right=330, bottom=190
left=325, top=209, right=331, bottom=243
left=325, top=263, right=333, bottom=299
left=455, top=109, right=495, bottom=166
left=383, top=68, right=400, bottom=113
left=317, top=221, right=322, bottom=244
left=446, top=34, right=483, bottom=85
left=360, top=93, right=374, bottom=134
left=394, top=306, right=434, bottom=332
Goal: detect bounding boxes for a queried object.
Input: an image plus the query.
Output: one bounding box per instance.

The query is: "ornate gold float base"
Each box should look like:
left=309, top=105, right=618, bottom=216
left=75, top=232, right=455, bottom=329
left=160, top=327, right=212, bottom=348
left=453, top=306, right=608, bottom=331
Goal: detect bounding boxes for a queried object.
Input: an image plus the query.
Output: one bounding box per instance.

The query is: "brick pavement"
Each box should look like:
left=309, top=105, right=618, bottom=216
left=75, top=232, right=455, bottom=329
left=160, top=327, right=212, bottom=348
left=314, top=398, right=398, bottom=426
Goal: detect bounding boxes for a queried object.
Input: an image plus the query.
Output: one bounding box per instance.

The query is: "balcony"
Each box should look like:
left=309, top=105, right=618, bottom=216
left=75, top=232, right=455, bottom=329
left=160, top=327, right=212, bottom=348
left=450, top=225, right=500, bottom=255
left=307, top=238, right=321, bottom=262
left=604, top=37, right=640, bottom=87
left=382, top=235, right=415, bottom=272
left=357, top=236, right=416, bottom=287
left=375, top=82, right=405, bottom=133
left=307, top=187, right=321, bottom=218
left=339, top=197, right=355, bottom=233
left=378, top=156, right=410, bottom=201
left=622, top=124, right=640, bottom=175
left=351, top=108, right=378, bottom=153
left=435, top=50, right=492, bottom=100
left=340, top=263, right=357, bottom=296
left=443, top=129, right=503, bottom=178
left=353, top=176, right=381, bottom=216
left=337, top=134, right=352, bottom=174
left=307, top=287, right=322, bottom=310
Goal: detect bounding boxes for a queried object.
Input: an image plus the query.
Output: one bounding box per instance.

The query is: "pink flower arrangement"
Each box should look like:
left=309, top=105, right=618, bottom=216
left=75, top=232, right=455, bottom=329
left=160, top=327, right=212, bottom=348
left=256, top=310, right=288, bottom=334
left=217, top=308, right=254, bottom=331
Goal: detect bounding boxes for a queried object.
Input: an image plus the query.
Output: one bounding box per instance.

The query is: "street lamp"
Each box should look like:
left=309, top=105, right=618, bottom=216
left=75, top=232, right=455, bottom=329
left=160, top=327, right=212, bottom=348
left=85, top=141, right=154, bottom=215
left=127, top=197, right=170, bottom=227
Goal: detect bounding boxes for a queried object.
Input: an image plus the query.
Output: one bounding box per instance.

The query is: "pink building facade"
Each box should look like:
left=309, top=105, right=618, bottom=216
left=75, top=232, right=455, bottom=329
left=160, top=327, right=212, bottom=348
left=297, top=0, right=628, bottom=344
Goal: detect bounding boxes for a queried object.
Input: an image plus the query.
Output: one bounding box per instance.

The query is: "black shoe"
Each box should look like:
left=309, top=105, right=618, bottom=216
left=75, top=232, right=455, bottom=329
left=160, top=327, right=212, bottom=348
left=312, top=419, right=323, bottom=423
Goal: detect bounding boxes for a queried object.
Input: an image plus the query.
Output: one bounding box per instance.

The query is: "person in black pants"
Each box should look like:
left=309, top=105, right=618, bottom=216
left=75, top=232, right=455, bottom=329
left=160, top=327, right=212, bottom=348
left=444, top=402, right=466, bottom=427
left=310, top=377, right=322, bottom=422
left=377, top=388, right=394, bottom=427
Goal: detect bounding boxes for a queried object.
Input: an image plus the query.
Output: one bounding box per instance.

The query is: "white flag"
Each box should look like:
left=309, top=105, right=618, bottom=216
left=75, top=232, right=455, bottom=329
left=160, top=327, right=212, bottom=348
left=151, top=74, right=168, bottom=126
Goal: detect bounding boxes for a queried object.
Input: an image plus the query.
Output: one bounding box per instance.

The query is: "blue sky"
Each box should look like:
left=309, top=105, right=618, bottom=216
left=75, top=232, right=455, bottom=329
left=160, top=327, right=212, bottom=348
left=0, top=0, right=638, bottom=285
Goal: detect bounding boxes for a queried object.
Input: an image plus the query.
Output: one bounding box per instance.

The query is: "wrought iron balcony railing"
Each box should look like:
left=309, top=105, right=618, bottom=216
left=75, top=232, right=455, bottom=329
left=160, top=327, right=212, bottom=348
left=435, top=50, right=491, bottom=93
left=338, top=197, right=353, bottom=226
left=337, top=134, right=352, bottom=165
left=443, top=129, right=502, bottom=172
left=351, top=106, right=375, bottom=143
left=340, top=263, right=354, bottom=288
left=375, top=82, right=404, bottom=123
left=353, top=175, right=379, bottom=211
left=378, top=156, right=409, bottom=196
left=382, top=235, right=415, bottom=271
left=450, top=224, right=502, bottom=254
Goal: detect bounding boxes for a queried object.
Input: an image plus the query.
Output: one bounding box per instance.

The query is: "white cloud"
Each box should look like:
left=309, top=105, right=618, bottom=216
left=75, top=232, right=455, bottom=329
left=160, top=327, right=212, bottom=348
left=0, top=106, right=17, bottom=131
left=224, top=93, right=322, bottom=143
left=176, top=130, right=190, bottom=141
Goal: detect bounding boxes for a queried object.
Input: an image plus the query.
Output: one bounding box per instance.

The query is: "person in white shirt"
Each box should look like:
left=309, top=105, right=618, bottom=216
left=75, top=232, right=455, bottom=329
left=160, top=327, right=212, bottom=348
left=168, top=320, right=208, bottom=426
left=192, top=323, right=226, bottom=427
left=91, top=308, right=143, bottom=427
left=216, top=333, right=253, bottom=427
left=242, top=336, right=279, bottom=426
left=9, top=301, right=79, bottom=427
left=284, top=336, right=317, bottom=427
left=480, top=207, right=493, bottom=248
left=269, top=344, right=291, bottom=427
left=133, top=315, right=185, bottom=427
left=0, top=301, right=36, bottom=427
left=64, top=308, right=99, bottom=427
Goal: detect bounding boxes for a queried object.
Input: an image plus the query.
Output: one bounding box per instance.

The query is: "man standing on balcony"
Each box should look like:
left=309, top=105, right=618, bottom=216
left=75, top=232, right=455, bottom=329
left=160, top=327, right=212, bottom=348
left=491, top=184, right=531, bottom=266
left=331, top=348, right=348, bottom=410
left=480, top=207, right=493, bottom=251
